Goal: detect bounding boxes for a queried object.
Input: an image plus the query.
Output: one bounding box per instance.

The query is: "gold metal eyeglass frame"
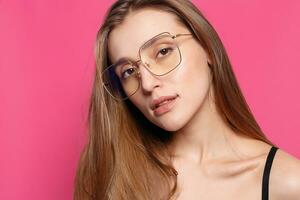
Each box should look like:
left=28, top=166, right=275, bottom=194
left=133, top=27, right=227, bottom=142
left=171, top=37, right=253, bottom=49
left=102, top=31, right=193, bottom=101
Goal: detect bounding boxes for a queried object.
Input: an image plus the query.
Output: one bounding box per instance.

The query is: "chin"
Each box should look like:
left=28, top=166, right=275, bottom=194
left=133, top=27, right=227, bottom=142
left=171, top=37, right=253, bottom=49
left=162, top=125, right=182, bottom=132
left=152, top=114, right=189, bottom=132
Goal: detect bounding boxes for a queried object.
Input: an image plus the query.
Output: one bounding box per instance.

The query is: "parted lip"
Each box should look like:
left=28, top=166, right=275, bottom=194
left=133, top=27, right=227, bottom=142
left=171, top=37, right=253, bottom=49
left=150, top=95, right=178, bottom=110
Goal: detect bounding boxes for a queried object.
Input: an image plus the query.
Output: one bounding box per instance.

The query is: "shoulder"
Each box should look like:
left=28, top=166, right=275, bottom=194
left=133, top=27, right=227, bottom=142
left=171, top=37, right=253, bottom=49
left=270, top=147, right=300, bottom=200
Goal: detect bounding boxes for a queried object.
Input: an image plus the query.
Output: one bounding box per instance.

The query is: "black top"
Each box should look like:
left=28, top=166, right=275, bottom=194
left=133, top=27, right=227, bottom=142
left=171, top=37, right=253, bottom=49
left=262, top=146, right=278, bottom=200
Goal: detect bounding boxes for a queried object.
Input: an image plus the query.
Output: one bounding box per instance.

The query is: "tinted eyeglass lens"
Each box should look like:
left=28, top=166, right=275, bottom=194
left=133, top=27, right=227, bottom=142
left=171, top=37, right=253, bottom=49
left=140, top=35, right=180, bottom=75
left=102, top=61, right=139, bottom=100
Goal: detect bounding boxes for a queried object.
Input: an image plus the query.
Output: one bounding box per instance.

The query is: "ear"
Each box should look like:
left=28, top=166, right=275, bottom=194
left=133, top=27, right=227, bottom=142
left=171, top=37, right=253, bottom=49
left=204, top=49, right=212, bottom=65
left=208, top=56, right=212, bottom=64
left=206, top=54, right=212, bottom=67
left=207, top=61, right=212, bottom=69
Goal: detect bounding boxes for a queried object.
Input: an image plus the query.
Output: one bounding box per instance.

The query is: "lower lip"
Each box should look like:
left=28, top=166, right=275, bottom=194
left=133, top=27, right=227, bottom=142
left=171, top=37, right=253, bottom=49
left=153, top=97, right=177, bottom=116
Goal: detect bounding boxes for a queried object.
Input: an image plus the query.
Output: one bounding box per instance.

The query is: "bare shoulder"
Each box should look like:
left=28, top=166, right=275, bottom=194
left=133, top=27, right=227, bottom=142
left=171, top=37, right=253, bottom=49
left=270, top=148, right=300, bottom=200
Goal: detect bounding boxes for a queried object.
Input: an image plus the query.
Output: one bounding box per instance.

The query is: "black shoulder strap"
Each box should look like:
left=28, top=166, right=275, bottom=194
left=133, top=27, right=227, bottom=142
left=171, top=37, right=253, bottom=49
left=262, top=146, right=278, bottom=200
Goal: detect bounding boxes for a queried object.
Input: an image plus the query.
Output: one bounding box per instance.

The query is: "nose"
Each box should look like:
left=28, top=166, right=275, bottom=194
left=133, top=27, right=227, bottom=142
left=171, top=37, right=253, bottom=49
left=137, top=62, right=161, bottom=94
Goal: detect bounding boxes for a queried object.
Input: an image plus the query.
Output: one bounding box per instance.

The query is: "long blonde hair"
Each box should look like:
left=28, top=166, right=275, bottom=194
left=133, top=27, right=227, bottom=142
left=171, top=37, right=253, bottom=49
left=74, top=0, right=275, bottom=199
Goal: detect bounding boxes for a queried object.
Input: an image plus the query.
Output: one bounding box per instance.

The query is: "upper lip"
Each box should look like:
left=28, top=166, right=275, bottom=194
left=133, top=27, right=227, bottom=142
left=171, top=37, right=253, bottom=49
left=150, top=95, right=178, bottom=110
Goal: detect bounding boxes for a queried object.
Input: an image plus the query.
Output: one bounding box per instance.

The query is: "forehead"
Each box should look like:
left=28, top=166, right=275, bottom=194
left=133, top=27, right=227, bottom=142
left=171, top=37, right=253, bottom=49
left=107, top=8, right=187, bottom=64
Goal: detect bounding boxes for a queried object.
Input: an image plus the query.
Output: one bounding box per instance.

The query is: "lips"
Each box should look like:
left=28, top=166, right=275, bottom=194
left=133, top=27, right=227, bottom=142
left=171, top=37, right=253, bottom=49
left=150, top=95, right=178, bottom=110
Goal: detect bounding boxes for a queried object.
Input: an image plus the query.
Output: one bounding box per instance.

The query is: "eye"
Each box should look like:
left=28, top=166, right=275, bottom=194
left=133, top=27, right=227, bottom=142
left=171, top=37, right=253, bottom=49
left=121, top=67, right=136, bottom=79
left=156, top=47, right=174, bottom=58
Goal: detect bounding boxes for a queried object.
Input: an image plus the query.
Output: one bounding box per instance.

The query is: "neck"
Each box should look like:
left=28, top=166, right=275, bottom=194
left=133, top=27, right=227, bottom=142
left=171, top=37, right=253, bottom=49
left=167, top=92, right=246, bottom=165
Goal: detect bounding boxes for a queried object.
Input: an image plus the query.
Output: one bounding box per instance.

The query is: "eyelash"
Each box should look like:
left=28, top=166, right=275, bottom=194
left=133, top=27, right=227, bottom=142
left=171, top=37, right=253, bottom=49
left=156, top=47, right=173, bottom=58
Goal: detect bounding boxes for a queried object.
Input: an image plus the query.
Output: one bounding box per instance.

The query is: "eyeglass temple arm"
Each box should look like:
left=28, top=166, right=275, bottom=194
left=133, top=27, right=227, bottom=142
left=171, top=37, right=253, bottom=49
left=173, top=33, right=193, bottom=38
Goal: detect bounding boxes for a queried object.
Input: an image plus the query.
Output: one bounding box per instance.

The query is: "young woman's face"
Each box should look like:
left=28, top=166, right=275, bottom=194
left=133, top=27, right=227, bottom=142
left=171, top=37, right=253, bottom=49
left=107, top=8, right=213, bottom=132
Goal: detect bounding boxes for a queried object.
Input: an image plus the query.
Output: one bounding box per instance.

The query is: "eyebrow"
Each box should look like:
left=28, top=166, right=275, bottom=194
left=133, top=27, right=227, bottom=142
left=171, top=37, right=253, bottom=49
left=112, top=32, right=163, bottom=65
left=114, top=55, right=141, bottom=65
left=112, top=34, right=159, bottom=65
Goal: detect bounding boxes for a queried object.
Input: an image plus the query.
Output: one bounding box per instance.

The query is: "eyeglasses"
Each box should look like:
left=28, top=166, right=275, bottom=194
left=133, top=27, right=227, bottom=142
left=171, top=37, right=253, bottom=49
left=101, top=32, right=193, bottom=101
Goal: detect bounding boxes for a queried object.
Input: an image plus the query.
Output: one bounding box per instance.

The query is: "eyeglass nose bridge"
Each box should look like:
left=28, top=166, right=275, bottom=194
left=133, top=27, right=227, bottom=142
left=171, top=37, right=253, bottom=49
left=134, top=59, right=156, bottom=79
left=134, top=60, right=165, bottom=93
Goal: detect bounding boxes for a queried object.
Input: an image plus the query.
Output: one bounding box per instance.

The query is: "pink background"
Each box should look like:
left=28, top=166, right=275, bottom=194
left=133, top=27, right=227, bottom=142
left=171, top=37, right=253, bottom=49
left=0, top=0, right=299, bottom=199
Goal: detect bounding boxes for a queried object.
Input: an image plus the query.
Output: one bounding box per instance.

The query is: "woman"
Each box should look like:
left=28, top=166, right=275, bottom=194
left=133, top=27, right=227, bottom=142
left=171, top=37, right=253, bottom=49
left=74, top=0, right=300, bottom=199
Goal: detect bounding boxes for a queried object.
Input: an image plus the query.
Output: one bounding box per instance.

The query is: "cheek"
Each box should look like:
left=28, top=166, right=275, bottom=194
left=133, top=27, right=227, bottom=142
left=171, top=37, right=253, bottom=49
left=129, top=99, right=159, bottom=126
left=129, top=96, right=144, bottom=111
left=183, top=63, right=210, bottom=95
left=166, top=45, right=212, bottom=120
left=174, top=43, right=211, bottom=97
left=129, top=96, right=152, bottom=120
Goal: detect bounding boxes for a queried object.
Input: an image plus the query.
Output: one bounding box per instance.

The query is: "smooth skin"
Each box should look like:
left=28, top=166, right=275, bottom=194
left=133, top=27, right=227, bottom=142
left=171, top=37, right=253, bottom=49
left=107, top=8, right=300, bottom=200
